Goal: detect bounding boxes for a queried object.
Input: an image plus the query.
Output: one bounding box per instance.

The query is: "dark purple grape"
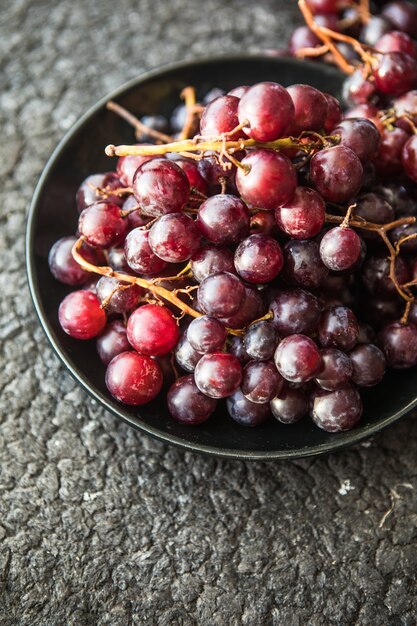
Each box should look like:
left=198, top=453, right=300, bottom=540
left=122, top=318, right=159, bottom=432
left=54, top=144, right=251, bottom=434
left=378, top=321, right=417, bottom=367
left=275, top=186, right=325, bottom=240
left=196, top=194, right=250, bottom=244
left=244, top=321, right=278, bottom=361
left=402, top=134, right=417, bottom=182
left=175, top=333, right=202, bottom=372
left=194, top=352, right=242, bottom=398
left=133, top=158, right=190, bottom=217
left=96, top=320, right=130, bottom=366
left=124, top=228, right=167, bottom=275
left=361, top=15, right=393, bottom=46
left=226, top=389, right=271, bottom=426
left=49, top=236, right=94, bottom=286
left=314, top=348, right=353, bottom=391
left=241, top=360, right=283, bottom=404
left=270, top=385, right=308, bottom=424
left=318, top=305, right=359, bottom=351
left=190, top=245, right=235, bottom=283
left=270, top=289, right=321, bottom=337
left=354, top=193, right=394, bottom=240
left=390, top=221, right=417, bottom=255
left=96, top=276, right=141, bottom=314
left=332, top=118, right=380, bottom=164
left=187, top=316, right=227, bottom=354
left=310, top=146, right=363, bottom=203
left=282, top=240, right=329, bottom=290
left=234, top=234, right=283, bottom=284
left=362, top=254, right=410, bottom=296
left=197, top=272, right=245, bottom=318
left=167, top=375, right=217, bottom=424
left=238, top=82, right=295, bottom=141
left=219, top=285, right=265, bottom=329
left=349, top=343, right=386, bottom=386
left=290, top=26, right=321, bottom=56
left=149, top=213, right=201, bottom=263
left=274, top=334, right=322, bottom=383
left=310, top=384, right=363, bottom=432
left=228, top=335, right=251, bottom=364
left=235, top=149, right=297, bottom=210
left=376, top=127, right=410, bottom=175
left=319, top=227, right=362, bottom=272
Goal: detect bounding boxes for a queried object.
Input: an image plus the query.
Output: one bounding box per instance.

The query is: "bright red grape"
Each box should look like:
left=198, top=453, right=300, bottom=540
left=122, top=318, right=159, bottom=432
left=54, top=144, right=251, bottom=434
left=58, top=290, right=106, bottom=339
left=127, top=304, right=179, bottom=356
left=105, top=351, right=163, bottom=405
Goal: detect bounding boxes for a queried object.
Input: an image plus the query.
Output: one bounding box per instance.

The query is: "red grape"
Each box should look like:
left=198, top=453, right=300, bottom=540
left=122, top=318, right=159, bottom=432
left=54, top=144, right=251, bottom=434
left=319, top=227, right=362, bottom=272
left=314, top=348, right=353, bottom=391
left=287, top=84, right=328, bottom=133
left=133, top=158, right=190, bottom=217
left=349, top=343, right=386, bottom=386
left=275, top=186, right=325, bottom=239
left=310, top=145, right=363, bottom=203
left=96, top=320, right=130, bottom=366
left=186, top=315, right=227, bottom=354
left=234, top=234, right=283, bottom=283
left=190, top=245, right=235, bottom=282
left=197, top=272, right=245, bottom=317
left=274, top=334, right=322, bottom=383
left=270, top=384, right=307, bottom=424
left=148, top=213, right=201, bottom=263
left=167, top=375, right=217, bottom=424
left=318, top=305, right=359, bottom=351
left=270, top=289, right=321, bottom=337
left=105, top=351, right=163, bottom=405
left=310, top=384, right=363, bottom=432
left=78, top=202, right=128, bottom=248
left=196, top=194, right=250, bottom=244
left=58, top=290, right=106, bottom=339
left=200, top=95, right=244, bottom=140
left=226, top=389, right=271, bottom=426
left=378, top=321, right=417, bottom=368
left=194, top=352, right=242, bottom=398
left=238, top=82, right=295, bottom=141
left=127, top=304, right=179, bottom=356
left=124, top=228, right=167, bottom=275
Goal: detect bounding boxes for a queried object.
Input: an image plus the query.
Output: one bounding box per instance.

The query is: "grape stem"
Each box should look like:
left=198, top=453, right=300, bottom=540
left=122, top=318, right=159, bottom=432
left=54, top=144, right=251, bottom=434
left=178, top=86, right=202, bottom=141
left=71, top=237, right=245, bottom=335
left=106, top=101, right=174, bottom=144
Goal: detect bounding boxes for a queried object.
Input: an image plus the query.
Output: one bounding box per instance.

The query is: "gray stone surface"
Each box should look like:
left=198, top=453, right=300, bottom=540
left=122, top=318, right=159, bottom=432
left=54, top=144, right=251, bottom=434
left=1, top=0, right=417, bottom=624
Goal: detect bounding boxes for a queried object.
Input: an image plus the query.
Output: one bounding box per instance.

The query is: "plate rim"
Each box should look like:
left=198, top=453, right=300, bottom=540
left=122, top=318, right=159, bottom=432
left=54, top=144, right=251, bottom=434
left=25, top=53, right=417, bottom=461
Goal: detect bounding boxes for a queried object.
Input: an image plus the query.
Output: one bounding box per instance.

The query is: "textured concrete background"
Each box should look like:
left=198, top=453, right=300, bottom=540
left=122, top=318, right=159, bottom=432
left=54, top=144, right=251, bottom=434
left=1, top=1, right=417, bottom=624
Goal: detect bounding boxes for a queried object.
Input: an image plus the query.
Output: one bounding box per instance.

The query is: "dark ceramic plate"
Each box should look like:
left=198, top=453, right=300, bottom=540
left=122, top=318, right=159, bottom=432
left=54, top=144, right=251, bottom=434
left=26, top=55, right=417, bottom=460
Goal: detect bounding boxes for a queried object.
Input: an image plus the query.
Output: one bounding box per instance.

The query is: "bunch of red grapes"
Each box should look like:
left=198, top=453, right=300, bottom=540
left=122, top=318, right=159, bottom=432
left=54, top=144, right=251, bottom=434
left=49, top=0, right=417, bottom=433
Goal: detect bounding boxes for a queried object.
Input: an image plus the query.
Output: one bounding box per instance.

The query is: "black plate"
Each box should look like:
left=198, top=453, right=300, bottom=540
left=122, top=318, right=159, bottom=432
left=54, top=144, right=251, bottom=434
left=26, top=54, right=417, bottom=460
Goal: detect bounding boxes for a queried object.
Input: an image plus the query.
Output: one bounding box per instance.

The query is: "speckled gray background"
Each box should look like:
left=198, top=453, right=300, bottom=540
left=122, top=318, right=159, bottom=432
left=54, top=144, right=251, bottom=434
left=1, top=1, right=417, bottom=624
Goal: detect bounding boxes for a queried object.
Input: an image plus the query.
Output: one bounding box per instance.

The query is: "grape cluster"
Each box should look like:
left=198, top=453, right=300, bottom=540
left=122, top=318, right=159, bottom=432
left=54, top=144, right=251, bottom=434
left=48, top=3, right=417, bottom=434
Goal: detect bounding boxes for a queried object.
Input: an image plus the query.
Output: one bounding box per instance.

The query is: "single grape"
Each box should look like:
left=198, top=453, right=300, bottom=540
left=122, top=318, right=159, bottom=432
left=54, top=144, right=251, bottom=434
left=376, top=30, right=417, bottom=59
left=49, top=236, right=94, bottom=286
left=200, top=95, right=244, bottom=140
left=127, top=304, right=179, bottom=356
left=373, top=52, right=417, bottom=97
left=318, top=305, right=359, bottom=351
left=238, top=82, right=295, bottom=141
left=382, top=1, right=417, bottom=38
left=361, top=15, right=393, bottom=46
left=190, top=245, right=235, bottom=282
left=390, top=221, right=417, bottom=255
left=219, top=285, right=265, bottom=329
left=362, top=253, right=410, bottom=296
left=378, top=321, right=417, bottom=368
left=202, top=88, right=226, bottom=104
left=228, top=335, right=251, bottom=364
left=175, top=333, right=202, bottom=372
left=226, top=389, right=271, bottom=426
left=250, top=210, right=277, bottom=236
left=122, top=195, right=153, bottom=229
left=332, top=118, right=380, bottom=164
left=376, top=127, right=410, bottom=175
left=314, top=348, right=353, bottom=391
left=241, top=360, right=283, bottom=404
left=76, top=172, right=122, bottom=213
left=196, top=194, right=250, bottom=245
left=96, top=320, right=130, bottom=366
left=105, top=351, right=163, bottom=405
left=323, top=93, right=343, bottom=133
left=274, top=334, right=322, bottom=383
left=197, top=151, right=235, bottom=187
left=348, top=343, right=386, bottom=386
left=187, top=316, right=227, bottom=354
left=275, top=186, right=325, bottom=240
left=270, top=289, right=321, bottom=337
left=170, top=156, right=209, bottom=198
left=344, top=103, right=381, bottom=129
left=401, top=134, right=417, bottom=181
left=310, top=384, right=363, bottom=432
left=310, top=146, right=363, bottom=203
left=342, top=69, right=377, bottom=106
left=58, top=290, right=106, bottom=340
left=393, top=90, right=417, bottom=126
left=167, top=375, right=217, bottom=425
left=270, top=385, right=307, bottom=424
left=235, top=149, right=297, bottom=210
left=194, top=352, right=242, bottom=398
left=96, top=276, right=141, bottom=314
left=234, top=234, right=283, bottom=284
left=244, top=321, right=278, bottom=361
left=124, top=228, right=167, bottom=275
left=290, top=26, right=321, bottom=56
left=287, top=84, right=328, bottom=133
left=197, top=272, right=245, bottom=317
left=133, top=158, right=190, bottom=217
left=228, top=85, right=249, bottom=98
left=354, top=193, right=394, bottom=239
left=78, top=202, right=128, bottom=249
left=117, top=151, right=155, bottom=186
left=319, top=227, right=362, bottom=272
left=282, top=239, right=329, bottom=289
left=148, top=213, right=201, bottom=263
